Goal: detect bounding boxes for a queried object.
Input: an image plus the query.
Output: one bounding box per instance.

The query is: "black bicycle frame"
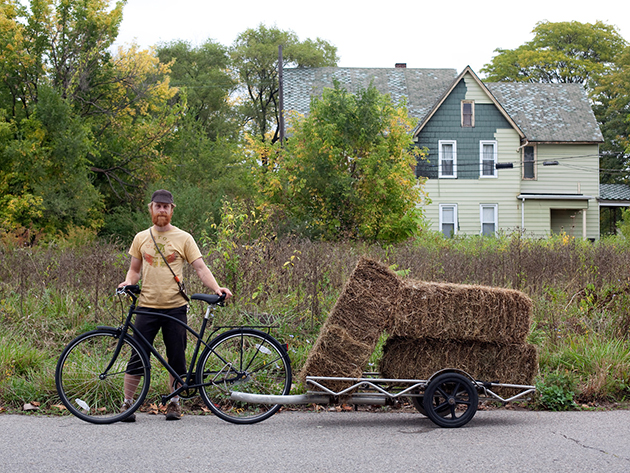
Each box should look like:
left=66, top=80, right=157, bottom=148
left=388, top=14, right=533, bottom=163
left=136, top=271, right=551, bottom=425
left=104, top=291, right=281, bottom=404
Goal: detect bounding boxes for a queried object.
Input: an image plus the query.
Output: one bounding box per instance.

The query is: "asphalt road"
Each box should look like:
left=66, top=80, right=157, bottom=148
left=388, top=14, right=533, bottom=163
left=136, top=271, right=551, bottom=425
left=1, top=409, right=629, bottom=472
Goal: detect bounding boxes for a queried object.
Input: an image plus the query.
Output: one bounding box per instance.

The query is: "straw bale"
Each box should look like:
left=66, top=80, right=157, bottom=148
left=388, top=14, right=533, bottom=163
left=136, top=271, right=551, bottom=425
left=300, top=323, right=373, bottom=392
left=325, top=257, right=404, bottom=344
left=390, top=280, right=532, bottom=344
left=380, top=337, right=538, bottom=394
left=300, top=257, right=404, bottom=390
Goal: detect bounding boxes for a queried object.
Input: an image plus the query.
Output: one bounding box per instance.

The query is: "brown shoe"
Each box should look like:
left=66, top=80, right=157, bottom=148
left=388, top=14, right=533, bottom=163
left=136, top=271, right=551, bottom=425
left=120, top=401, right=136, bottom=422
left=165, top=401, right=182, bottom=421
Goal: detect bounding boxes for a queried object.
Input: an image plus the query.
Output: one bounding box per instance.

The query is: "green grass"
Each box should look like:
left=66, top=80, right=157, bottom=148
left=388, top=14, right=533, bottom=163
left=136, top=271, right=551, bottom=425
left=1, top=233, right=630, bottom=412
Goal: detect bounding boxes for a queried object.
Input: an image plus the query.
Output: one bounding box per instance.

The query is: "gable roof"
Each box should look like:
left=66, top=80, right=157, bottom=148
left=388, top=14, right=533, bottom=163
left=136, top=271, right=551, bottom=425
left=413, top=66, right=525, bottom=139
left=282, top=66, right=604, bottom=144
left=282, top=67, right=457, bottom=123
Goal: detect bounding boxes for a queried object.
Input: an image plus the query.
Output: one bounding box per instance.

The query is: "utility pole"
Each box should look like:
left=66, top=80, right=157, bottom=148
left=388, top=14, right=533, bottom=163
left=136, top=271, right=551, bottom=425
left=278, top=44, right=285, bottom=145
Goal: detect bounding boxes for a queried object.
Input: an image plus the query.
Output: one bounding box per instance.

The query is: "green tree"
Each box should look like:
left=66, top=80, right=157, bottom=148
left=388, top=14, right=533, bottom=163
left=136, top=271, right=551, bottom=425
left=481, top=20, right=630, bottom=186
left=252, top=82, right=427, bottom=242
left=231, top=24, right=338, bottom=143
left=156, top=39, right=238, bottom=140
left=87, top=44, right=180, bottom=207
left=149, top=40, right=254, bottom=238
left=592, top=45, right=630, bottom=184
left=0, top=0, right=182, bottom=237
left=481, top=21, right=626, bottom=87
left=0, top=86, right=102, bottom=232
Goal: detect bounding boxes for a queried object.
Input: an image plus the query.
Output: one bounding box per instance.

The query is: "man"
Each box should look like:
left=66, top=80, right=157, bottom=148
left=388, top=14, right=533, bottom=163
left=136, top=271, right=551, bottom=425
left=118, top=189, right=232, bottom=421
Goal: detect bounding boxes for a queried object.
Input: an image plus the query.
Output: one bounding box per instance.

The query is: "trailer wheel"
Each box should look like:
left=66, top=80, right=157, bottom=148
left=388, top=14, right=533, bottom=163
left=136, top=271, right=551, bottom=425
left=423, top=373, right=478, bottom=428
left=409, top=389, right=449, bottom=418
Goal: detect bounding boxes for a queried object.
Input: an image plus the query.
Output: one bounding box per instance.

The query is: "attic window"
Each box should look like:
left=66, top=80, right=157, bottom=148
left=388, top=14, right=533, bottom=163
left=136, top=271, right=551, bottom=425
left=461, top=101, right=474, bottom=127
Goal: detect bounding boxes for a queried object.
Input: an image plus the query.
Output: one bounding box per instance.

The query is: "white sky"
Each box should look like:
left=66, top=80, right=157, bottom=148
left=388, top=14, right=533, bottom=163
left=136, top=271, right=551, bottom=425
left=113, top=0, right=630, bottom=77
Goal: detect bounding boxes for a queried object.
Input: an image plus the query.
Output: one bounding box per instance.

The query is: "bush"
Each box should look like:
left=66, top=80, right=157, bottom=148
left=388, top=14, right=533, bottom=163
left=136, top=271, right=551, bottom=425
left=535, top=371, right=578, bottom=411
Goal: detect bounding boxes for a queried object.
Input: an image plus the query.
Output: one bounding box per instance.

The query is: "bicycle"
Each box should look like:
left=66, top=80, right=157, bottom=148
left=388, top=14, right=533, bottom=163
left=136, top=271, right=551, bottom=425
left=55, top=285, right=292, bottom=425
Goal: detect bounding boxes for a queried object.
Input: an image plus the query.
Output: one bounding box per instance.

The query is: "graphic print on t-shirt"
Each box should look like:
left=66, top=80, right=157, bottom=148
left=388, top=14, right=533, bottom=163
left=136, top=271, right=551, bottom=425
left=143, top=240, right=179, bottom=268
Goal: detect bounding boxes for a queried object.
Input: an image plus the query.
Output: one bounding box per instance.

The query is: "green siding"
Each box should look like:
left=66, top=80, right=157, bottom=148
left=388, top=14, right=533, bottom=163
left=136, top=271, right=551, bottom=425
left=416, top=80, right=513, bottom=180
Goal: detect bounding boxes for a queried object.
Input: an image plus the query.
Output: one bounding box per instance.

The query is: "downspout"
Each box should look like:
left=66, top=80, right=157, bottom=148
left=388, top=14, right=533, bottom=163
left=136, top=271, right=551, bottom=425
left=517, top=141, right=528, bottom=232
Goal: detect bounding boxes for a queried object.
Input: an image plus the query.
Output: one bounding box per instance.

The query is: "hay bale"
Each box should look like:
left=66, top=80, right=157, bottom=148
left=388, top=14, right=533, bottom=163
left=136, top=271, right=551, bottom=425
left=380, top=337, right=538, bottom=394
left=300, top=257, right=404, bottom=390
left=390, top=280, right=532, bottom=344
left=299, top=324, right=373, bottom=392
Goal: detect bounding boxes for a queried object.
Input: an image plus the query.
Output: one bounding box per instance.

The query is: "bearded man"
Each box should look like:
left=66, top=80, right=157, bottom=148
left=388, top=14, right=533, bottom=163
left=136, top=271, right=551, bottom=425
left=118, top=189, right=232, bottom=422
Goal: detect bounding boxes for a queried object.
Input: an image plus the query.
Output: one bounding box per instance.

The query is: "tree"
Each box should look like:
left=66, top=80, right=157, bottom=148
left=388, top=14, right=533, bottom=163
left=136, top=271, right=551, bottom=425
left=0, top=0, right=182, bottom=237
left=252, top=82, right=427, bottom=242
left=592, top=45, right=630, bottom=184
left=481, top=21, right=626, bottom=88
left=481, top=20, right=630, bottom=186
left=0, top=86, right=103, bottom=233
left=88, top=44, right=180, bottom=206
left=156, top=39, right=238, bottom=140
left=231, top=24, right=338, bottom=143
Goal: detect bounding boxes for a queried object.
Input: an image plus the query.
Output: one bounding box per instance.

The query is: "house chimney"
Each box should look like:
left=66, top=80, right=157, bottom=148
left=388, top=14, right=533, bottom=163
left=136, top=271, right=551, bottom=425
left=395, top=63, right=407, bottom=68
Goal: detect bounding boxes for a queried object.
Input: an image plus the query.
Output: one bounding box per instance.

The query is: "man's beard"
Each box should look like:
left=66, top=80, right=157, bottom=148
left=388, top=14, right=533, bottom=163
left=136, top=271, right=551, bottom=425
left=151, top=210, right=172, bottom=227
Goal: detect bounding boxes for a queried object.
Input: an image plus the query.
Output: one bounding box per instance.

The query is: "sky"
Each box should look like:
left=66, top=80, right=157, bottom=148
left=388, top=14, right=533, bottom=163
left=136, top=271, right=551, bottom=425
left=113, top=0, right=630, bottom=76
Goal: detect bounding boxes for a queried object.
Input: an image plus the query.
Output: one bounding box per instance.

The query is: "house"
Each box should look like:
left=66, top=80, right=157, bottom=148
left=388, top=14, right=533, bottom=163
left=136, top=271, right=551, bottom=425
left=282, top=65, right=604, bottom=239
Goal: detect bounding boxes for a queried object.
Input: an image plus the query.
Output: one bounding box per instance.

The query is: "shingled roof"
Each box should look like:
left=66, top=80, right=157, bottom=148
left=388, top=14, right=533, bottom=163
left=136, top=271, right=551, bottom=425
left=486, top=82, right=603, bottom=143
left=599, top=184, right=630, bottom=202
left=282, top=67, right=604, bottom=143
left=283, top=67, right=458, bottom=123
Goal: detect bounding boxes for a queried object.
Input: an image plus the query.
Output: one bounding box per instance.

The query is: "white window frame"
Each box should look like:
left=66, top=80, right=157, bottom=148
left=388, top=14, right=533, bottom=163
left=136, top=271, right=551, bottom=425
left=480, top=204, right=498, bottom=236
left=438, top=140, right=457, bottom=178
left=479, top=140, right=497, bottom=178
left=461, top=100, right=475, bottom=127
left=439, top=204, right=458, bottom=238
left=522, top=145, right=537, bottom=180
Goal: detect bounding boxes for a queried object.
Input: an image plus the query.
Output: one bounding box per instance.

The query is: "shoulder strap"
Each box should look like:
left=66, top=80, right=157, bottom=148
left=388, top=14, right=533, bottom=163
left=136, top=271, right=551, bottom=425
left=149, top=228, right=190, bottom=302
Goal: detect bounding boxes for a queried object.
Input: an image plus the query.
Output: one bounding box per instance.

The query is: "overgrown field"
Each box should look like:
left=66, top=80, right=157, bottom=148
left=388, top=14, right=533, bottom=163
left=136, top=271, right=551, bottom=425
left=1, top=232, right=630, bottom=414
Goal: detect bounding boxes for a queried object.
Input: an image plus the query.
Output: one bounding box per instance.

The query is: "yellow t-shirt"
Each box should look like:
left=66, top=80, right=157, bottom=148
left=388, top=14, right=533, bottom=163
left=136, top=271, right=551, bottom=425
left=129, top=226, right=203, bottom=309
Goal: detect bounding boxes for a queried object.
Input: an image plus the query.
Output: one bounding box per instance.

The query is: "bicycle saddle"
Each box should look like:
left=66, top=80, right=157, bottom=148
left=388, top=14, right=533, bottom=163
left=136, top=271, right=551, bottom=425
left=191, top=293, right=226, bottom=304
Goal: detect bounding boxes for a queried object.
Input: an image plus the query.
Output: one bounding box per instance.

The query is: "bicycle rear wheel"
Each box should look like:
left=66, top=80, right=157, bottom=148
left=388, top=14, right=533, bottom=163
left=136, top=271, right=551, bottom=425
left=55, top=329, right=151, bottom=424
left=197, top=328, right=292, bottom=424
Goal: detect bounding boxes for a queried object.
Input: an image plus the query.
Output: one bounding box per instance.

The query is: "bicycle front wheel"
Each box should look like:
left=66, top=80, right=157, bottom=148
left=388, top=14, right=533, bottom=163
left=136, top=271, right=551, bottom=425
left=55, top=329, right=151, bottom=424
left=197, top=328, right=292, bottom=424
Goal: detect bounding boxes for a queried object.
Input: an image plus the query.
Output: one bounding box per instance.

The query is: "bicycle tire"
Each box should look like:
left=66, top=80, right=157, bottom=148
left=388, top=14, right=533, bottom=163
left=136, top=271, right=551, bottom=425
left=197, top=328, right=292, bottom=424
left=55, top=329, right=151, bottom=424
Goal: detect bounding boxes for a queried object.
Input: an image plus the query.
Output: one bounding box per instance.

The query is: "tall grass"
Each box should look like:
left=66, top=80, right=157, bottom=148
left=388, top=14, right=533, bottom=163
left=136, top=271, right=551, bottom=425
left=1, top=231, right=629, bottom=411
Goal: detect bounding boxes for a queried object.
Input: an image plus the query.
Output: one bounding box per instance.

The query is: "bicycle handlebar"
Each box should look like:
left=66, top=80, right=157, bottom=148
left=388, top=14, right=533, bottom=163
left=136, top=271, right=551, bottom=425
left=116, top=285, right=227, bottom=306
left=116, top=284, right=141, bottom=295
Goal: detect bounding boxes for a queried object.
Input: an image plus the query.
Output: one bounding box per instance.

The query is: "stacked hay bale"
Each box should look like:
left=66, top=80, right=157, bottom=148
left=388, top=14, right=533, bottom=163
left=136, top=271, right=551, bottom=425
left=300, top=257, right=403, bottom=391
left=302, top=258, right=538, bottom=396
left=381, top=279, right=538, bottom=393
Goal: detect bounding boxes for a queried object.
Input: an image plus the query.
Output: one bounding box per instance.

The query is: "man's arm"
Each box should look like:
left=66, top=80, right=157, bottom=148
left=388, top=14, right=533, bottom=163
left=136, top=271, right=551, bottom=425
left=191, top=257, right=232, bottom=298
left=118, top=256, right=142, bottom=287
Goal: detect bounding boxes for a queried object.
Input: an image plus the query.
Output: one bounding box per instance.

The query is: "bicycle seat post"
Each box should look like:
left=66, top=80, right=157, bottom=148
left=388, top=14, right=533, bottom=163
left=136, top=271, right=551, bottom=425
left=203, top=304, right=215, bottom=320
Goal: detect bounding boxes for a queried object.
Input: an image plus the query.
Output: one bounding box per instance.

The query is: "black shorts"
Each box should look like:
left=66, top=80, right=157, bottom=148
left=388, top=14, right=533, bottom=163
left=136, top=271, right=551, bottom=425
left=127, top=305, right=188, bottom=376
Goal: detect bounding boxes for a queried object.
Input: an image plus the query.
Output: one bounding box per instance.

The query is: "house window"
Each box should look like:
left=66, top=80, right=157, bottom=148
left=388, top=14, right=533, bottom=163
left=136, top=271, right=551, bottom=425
left=480, top=204, right=498, bottom=236
left=523, top=145, right=536, bottom=180
left=440, top=204, right=458, bottom=238
left=439, top=140, right=457, bottom=178
left=480, top=141, right=497, bottom=178
left=461, top=101, right=474, bottom=127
